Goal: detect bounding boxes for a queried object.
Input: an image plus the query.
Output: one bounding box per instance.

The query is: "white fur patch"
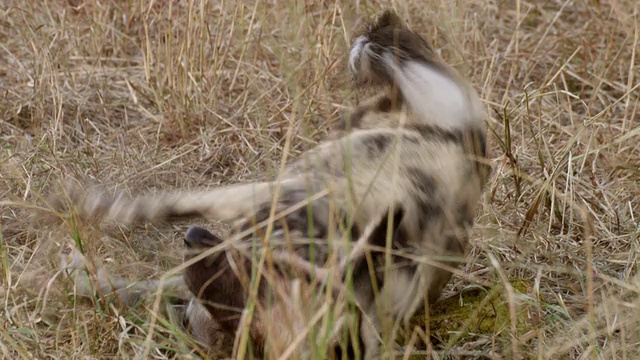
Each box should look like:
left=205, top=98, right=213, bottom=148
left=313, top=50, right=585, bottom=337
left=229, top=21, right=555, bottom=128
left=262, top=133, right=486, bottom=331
left=384, top=268, right=423, bottom=322
left=384, top=56, right=481, bottom=130
left=349, top=36, right=368, bottom=76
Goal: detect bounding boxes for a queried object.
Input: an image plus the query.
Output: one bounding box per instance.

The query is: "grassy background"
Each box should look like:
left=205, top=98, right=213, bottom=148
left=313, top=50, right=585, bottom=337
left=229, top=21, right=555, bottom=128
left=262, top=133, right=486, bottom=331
left=1, top=0, right=639, bottom=358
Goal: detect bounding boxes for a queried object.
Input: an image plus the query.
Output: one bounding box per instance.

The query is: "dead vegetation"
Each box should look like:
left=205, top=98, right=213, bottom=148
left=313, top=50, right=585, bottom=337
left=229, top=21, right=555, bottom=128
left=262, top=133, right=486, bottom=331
left=1, top=0, right=639, bottom=359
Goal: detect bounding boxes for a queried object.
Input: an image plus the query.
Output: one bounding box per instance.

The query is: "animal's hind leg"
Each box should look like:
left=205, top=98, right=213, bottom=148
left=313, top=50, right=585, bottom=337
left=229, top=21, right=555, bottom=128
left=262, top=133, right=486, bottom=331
left=59, top=247, right=191, bottom=308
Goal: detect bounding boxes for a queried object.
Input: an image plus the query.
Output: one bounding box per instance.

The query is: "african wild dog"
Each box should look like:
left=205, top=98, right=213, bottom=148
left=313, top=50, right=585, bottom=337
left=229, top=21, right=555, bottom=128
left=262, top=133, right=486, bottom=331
left=53, top=9, right=490, bottom=359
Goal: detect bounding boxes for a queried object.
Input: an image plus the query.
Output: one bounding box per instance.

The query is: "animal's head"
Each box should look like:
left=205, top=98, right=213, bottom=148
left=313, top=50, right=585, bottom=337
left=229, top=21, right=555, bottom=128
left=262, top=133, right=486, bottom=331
left=180, top=201, right=407, bottom=359
left=349, top=9, right=444, bottom=88
left=182, top=226, right=231, bottom=300
left=181, top=225, right=367, bottom=359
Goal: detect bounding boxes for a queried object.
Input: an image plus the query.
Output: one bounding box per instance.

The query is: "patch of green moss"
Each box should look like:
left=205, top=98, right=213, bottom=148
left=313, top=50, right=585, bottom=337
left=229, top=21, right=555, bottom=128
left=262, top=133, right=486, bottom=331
left=398, top=278, right=536, bottom=351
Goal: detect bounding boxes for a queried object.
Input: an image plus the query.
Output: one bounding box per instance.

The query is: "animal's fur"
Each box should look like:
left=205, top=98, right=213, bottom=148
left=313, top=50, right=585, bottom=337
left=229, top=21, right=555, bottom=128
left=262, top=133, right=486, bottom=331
left=58, top=211, right=401, bottom=359
left=50, top=9, right=490, bottom=359
left=57, top=248, right=231, bottom=356
left=179, top=215, right=405, bottom=359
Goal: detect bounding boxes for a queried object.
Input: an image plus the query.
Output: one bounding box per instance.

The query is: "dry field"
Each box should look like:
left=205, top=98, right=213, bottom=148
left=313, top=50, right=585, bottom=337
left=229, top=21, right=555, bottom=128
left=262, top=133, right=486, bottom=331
left=1, top=0, right=639, bottom=359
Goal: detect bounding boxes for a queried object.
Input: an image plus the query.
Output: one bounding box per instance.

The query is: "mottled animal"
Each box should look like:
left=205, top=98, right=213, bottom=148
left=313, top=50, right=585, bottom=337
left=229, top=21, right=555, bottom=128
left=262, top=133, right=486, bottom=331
left=53, top=9, right=490, bottom=359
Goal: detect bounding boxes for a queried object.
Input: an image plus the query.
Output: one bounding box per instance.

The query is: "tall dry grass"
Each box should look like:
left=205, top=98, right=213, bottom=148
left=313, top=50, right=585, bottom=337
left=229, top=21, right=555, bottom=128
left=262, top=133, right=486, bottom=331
left=1, top=0, right=639, bottom=359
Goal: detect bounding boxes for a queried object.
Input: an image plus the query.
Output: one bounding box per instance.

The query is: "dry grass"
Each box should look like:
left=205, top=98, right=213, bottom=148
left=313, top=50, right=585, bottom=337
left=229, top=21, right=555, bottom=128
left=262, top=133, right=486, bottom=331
left=1, top=0, right=639, bottom=359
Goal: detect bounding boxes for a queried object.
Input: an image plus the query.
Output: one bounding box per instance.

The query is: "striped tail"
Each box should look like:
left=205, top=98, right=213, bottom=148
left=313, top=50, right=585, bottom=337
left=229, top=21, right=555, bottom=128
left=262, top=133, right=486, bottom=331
left=50, top=179, right=301, bottom=226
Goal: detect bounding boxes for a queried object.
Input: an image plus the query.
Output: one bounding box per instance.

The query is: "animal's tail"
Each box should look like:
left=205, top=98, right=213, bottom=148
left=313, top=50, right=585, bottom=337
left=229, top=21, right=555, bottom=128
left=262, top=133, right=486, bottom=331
left=348, top=9, right=485, bottom=131
left=49, top=178, right=304, bottom=227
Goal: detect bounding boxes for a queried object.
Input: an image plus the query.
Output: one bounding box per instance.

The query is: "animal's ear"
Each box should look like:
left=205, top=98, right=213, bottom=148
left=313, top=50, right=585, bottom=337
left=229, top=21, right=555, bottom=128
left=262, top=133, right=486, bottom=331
left=369, top=8, right=406, bottom=32
left=367, top=206, right=405, bottom=248
left=184, top=226, right=223, bottom=248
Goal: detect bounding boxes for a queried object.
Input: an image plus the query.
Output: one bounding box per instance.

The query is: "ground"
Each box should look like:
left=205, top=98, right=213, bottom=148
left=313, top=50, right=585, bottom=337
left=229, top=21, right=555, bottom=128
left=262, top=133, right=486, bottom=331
left=1, top=0, right=639, bottom=359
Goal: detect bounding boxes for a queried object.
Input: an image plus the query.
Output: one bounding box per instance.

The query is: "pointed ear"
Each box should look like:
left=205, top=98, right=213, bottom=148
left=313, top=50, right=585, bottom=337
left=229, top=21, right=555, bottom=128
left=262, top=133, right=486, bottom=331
left=370, top=9, right=406, bottom=32
left=184, top=226, right=223, bottom=248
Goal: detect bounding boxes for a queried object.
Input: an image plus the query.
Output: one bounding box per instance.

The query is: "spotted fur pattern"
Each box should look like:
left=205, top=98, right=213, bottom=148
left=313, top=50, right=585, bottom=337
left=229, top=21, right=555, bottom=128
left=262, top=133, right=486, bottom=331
left=51, top=9, right=491, bottom=359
